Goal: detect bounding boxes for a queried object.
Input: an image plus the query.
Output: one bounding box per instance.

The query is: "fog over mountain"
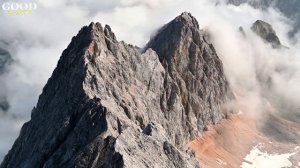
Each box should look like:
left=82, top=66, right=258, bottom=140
left=0, top=0, right=300, bottom=167
left=226, top=0, right=300, bottom=36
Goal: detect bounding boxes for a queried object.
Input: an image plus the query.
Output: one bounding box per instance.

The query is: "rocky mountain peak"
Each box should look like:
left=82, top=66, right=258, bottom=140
left=145, top=12, right=205, bottom=64
left=1, top=13, right=233, bottom=168
left=67, top=22, right=116, bottom=51
left=85, top=22, right=115, bottom=40
left=251, top=20, right=281, bottom=48
left=175, top=12, right=200, bottom=29
left=145, top=12, right=233, bottom=139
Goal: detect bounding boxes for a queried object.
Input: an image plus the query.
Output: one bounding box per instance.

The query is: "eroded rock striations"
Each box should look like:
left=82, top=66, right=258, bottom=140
left=1, top=12, right=233, bottom=168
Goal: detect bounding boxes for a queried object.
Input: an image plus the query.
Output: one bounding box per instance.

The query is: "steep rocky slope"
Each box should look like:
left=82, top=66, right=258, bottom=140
left=1, top=13, right=233, bottom=168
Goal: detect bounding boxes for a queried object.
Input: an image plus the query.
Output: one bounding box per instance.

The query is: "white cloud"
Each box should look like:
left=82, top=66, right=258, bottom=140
left=241, top=143, right=297, bottom=168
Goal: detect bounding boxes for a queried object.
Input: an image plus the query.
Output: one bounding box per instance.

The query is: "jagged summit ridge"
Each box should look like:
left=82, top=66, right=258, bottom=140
left=1, top=13, right=233, bottom=168
left=145, top=12, right=201, bottom=62
left=175, top=12, right=200, bottom=29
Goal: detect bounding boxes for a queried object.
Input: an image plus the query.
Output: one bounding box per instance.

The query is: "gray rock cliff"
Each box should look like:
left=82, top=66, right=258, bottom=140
left=1, top=12, right=233, bottom=168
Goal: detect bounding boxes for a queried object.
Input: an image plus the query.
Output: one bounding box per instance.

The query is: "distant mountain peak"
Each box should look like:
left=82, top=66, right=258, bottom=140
left=227, top=0, right=300, bottom=37
left=251, top=20, right=281, bottom=48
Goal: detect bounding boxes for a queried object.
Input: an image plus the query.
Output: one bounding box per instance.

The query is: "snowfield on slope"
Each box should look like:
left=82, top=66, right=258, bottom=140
left=241, top=143, right=299, bottom=168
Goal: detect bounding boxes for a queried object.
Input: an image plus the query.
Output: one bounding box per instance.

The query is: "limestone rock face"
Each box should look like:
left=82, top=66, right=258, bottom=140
left=251, top=20, right=281, bottom=48
left=1, top=13, right=232, bottom=168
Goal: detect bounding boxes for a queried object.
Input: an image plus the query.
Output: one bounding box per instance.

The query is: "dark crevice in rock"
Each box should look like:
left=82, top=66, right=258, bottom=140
left=142, top=122, right=155, bottom=136
left=117, top=118, right=122, bottom=134
left=146, top=59, right=159, bottom=93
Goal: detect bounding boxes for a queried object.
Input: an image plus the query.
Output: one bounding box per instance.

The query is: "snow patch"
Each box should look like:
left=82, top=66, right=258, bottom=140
left=241, top=143, right=297, bottom=168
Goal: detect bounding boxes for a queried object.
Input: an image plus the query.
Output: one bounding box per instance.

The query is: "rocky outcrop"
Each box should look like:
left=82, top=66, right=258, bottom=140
left=1, top=12, right=232, bottom=168
left=251, top=20, right=281, bottom=48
